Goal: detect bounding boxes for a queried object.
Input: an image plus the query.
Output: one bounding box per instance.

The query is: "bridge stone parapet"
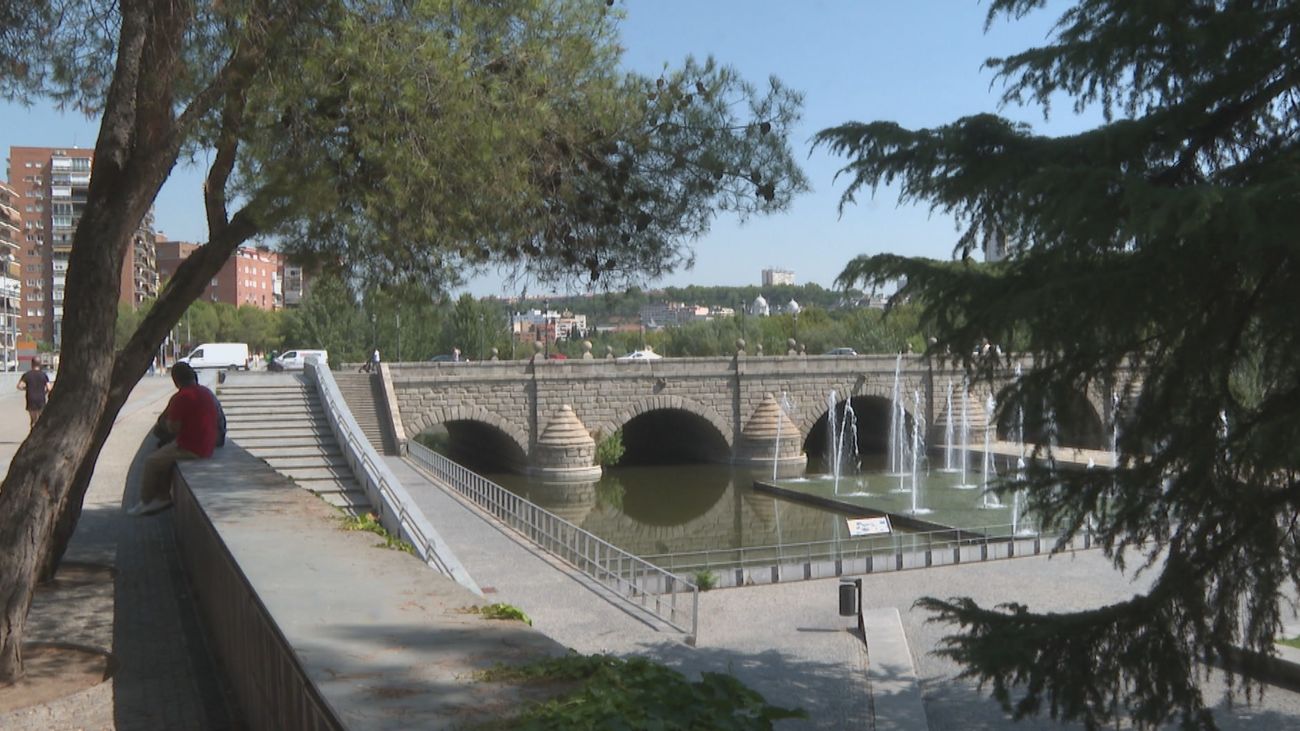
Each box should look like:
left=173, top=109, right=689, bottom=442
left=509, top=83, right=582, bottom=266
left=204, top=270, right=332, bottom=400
left=388, top=355, right=1128, bottom=475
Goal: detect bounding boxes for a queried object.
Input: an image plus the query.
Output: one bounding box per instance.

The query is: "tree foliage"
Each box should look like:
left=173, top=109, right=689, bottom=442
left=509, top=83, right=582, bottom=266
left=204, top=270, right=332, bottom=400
left=0, top=0, right=806, bottom=682
left=818, top=2, right=1300, bottom=728
left=239, top=1, right=807, bottom=291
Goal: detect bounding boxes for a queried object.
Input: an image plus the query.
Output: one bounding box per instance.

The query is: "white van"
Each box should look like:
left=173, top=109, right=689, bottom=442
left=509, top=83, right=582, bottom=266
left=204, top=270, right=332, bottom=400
left=178, top=342, right=250, bottom=370
left=271, top=349, right=329, bottom=371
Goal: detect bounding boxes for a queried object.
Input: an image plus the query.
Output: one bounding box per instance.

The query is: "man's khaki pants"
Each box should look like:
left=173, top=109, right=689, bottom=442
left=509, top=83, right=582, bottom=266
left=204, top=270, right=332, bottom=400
left=139, top=443, right=200, bottom=504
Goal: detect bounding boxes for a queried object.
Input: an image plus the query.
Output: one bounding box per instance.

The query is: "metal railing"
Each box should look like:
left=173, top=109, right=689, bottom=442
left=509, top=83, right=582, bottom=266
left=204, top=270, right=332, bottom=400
left=640, top=523, right=1096, bottom=583
left=406, top=440, right=699, bottom=644
left=308, top=363, right=480, bottom=594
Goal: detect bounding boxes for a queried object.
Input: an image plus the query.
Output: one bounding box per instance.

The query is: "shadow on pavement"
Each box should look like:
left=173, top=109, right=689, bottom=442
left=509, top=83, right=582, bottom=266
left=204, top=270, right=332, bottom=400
left=110, top=432, right=244, bottom=730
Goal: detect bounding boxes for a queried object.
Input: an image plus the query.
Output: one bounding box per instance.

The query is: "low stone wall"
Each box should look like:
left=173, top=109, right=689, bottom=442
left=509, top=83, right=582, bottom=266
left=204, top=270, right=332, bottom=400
left=172, top=445, right=566, bottom=730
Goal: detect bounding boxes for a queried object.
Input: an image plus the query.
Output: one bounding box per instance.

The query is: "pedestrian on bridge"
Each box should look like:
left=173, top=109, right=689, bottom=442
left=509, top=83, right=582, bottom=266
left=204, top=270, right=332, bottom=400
left=359, top=348, right=380, bottom=373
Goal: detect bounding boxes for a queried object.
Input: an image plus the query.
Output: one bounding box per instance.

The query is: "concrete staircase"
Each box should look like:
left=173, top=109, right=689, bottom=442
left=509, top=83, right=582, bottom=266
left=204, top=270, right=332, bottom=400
left=333, top=372, right=398, bottom=455
left=218, top=373, right=371, bottom=516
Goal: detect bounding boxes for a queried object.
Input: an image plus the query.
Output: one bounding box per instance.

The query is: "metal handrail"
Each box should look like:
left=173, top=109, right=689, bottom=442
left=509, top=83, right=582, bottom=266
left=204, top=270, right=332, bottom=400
left=308, top=364, right=480, bottom=594
left=639, top=522, right=1095, bottom=577
left=405, top=440, right=699, bottom=644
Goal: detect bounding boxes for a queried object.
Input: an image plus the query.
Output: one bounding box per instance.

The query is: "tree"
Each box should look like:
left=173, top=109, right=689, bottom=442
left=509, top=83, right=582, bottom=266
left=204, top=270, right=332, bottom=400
left=279, top=274, right=366, bottom=367
left=0, top=0, right=805, bottom=681
left=816, top=1, right=1300, bottom=728
left=443, top=294, right=507, bottom=361
left=236, top=305, right=280, bottom=354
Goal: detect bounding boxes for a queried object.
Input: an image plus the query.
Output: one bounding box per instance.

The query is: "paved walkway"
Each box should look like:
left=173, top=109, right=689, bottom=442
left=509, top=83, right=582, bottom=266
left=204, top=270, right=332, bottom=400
left=387, top=457, right=874, bottom=729
left=0, top=377, right=240, bottom=730
left=389, top=455, right=1300, bottom=731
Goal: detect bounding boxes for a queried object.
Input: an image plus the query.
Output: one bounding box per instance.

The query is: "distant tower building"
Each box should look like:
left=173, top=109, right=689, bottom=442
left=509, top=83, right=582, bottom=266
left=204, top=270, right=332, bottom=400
left=0, top=181, right=22, bottom=368
left=282, top=263, right=307, bottom=306
left=6, top=145, right=159, bottom=346
left=762, top=268, right=795, bottom=286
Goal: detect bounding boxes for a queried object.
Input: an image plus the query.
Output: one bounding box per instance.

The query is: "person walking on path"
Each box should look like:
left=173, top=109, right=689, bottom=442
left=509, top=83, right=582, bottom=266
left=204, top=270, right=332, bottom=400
left=360, top=348, right=380, bottom=373
left=16, top=359, right=52, bottom=428
left=128, top=362, right=220, bottom=516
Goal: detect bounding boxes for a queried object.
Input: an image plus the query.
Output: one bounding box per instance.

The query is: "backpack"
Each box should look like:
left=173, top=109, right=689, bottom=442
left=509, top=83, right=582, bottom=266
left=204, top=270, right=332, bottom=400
left=215, top=399, right=227, bottom=448
left=208, top=386, right=228, bottom=448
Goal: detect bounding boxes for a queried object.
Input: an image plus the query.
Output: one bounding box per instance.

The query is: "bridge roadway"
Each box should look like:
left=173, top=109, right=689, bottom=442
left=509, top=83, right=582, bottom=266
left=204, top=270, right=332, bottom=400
left=387, top=354, right=1126, bottom=479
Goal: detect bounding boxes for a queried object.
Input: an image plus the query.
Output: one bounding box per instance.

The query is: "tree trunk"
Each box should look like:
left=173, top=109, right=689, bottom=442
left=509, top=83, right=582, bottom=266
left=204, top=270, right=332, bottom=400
left=0, top=0, right=189, bottom=683
left=40, top=225, right=257, bottom=580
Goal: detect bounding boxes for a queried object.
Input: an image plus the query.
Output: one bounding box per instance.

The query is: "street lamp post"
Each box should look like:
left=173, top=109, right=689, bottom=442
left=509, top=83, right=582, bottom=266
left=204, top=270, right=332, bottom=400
left=542, top=299, right=550, bottom=359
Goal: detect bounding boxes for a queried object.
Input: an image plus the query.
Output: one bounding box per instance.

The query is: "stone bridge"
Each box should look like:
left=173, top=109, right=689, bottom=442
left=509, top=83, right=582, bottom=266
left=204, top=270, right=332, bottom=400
left=387, top=354, right=1124, bottom=480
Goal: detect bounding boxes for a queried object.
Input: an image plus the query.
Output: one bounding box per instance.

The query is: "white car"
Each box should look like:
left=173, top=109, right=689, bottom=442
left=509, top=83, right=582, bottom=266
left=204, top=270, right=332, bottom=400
left=616, top=350, right=663, bottom=362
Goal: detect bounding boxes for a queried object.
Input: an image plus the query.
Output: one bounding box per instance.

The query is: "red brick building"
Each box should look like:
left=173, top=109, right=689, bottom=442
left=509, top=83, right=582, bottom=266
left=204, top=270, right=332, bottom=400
left=156, top=241, right=283, bottom=310
left=5, top=146, right=159, bottom=345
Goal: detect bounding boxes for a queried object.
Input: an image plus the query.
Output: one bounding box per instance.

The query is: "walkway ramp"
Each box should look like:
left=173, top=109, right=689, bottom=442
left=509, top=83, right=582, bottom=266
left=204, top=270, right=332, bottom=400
left=219, top=372, right=371, bottom=515
left=385, top=454, right=885, bottom=730
left=333, top=372, right=399, bottom=455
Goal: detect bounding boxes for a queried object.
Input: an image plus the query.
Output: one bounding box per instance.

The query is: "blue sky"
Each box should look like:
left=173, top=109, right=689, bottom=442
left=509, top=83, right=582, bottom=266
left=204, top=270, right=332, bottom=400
left=2, top=1, right=1097, bottom=297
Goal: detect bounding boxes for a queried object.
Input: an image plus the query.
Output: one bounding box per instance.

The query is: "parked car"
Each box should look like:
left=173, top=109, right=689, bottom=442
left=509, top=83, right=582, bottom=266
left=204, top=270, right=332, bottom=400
left=616, top=349, right=663, bottom=362
left=268, top=349, right=328, bottom=371
left=824, top=347, right=858, bottom=356
left=546, top=352, right=569, bottom=360
left=177, top=342, right=249, bottom=370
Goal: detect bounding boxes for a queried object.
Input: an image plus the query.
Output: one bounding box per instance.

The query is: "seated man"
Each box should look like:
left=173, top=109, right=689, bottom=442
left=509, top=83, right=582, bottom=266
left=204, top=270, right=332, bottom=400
left=129, top=362, right=220, bottom=516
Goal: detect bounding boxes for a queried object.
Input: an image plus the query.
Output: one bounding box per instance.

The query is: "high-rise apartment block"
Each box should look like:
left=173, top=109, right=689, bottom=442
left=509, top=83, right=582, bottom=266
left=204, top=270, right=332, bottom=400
left=0, top=181, right=22, bottom=368
left=761, top=268, right=795, bottom=286
left=5, top=146, right=159, bottom=346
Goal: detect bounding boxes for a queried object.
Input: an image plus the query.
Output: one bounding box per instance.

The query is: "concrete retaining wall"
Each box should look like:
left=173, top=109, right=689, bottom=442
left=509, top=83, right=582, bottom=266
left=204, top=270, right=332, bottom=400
left=172, top=445, right=565, bottom=730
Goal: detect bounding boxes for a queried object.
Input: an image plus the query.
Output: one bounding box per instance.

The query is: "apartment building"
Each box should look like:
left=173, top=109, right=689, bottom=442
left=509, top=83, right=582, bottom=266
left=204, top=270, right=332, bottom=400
left=0, top=181, right=21, bottom=369
left=156, top=241, right=284, bottom=310
left=761, top=268, right=795, bottom=287
left=5, top=146, right=159, bottom=345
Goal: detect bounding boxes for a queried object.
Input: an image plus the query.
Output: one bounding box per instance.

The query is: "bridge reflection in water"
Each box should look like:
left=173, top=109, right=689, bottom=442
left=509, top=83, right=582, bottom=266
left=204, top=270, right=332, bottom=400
left=485, top=449, right=1089, bottom=576
left=486, top=464, right=853, bottom=567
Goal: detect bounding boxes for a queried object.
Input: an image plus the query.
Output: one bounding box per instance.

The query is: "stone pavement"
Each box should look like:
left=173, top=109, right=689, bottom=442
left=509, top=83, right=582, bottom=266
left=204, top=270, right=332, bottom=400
left=389, top=454, right=1300, bottom=731
left=386, top=456, right=876, bottom=729
left=0, top=376, right=240, bottom=730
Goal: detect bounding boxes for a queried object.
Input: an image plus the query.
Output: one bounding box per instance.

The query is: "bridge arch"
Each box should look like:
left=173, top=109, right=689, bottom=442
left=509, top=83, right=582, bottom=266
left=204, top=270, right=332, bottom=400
left=803, top=393, right=919, bottom=466
left=603, top=395, right=734, bottom=450
left=406, top=405, right=531, bottom=464
left=994, top=388, right=1108, bottom=451
left=602, top=395, right=733, bottom=465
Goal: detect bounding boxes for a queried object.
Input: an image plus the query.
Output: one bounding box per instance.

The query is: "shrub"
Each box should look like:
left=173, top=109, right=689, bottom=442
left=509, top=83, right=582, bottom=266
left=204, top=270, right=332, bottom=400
left=593, top=429, right=625, bottom=466
left=692, top=569, right=718, bottom=591
left=479, top=653, right=804, bottom=730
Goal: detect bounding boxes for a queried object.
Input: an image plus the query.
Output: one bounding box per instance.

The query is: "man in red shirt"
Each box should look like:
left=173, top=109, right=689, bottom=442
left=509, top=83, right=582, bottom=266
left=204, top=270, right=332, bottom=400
left=129, top=362, right=220, bottom=516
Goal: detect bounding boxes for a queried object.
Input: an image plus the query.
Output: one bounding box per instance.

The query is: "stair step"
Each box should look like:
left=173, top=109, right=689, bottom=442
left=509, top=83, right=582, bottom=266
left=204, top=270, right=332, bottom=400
left=243, top=445, right=343, bottom=459
left=223, top=402, right=320, bottom=411
left=264, top=456, right=350, bottom=470
left=227, top=426, right=334, bottom=439
left=226, top=415, right=327, bottom=424
left=281, top=466, right=356, bottom=481
left=232, top=431, right=338, bottom=444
